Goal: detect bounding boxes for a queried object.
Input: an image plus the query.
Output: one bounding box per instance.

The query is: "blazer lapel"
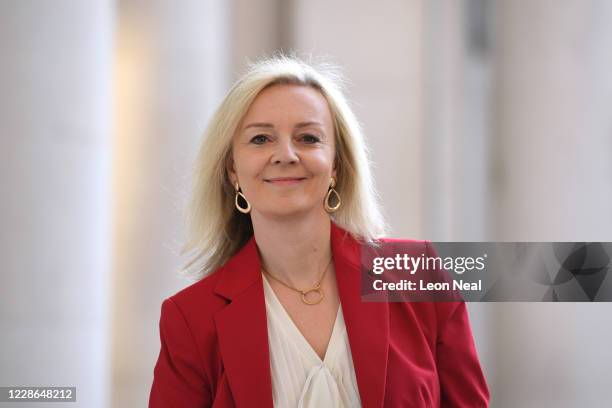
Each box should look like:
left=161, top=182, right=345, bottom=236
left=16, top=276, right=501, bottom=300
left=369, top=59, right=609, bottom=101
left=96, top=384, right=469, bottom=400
left=331, top=222, right=390, bottom=408
left=213, top=237, right=274, bottom=408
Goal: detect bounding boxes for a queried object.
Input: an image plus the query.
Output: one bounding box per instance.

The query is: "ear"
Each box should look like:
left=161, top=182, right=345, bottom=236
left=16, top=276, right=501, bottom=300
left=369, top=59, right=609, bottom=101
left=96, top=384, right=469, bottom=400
left=225, top=152, right=237, bottom=186
left=332, top=152, right=338, bottom=180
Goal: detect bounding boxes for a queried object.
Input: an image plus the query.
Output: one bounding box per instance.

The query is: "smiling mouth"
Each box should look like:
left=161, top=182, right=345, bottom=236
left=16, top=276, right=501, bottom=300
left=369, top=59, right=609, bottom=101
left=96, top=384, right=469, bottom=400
left=264, top=177, right=307, bottom=184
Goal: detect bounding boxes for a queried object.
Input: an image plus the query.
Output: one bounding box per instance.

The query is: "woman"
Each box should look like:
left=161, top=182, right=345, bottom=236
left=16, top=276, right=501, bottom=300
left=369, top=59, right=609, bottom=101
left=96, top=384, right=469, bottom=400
left=149, top=55, right=489, bottom=407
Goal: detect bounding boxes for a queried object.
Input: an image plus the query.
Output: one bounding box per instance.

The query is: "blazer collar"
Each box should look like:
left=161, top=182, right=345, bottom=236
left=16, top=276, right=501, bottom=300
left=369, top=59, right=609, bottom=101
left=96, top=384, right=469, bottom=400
left=213, top=221, right=389, bottom=408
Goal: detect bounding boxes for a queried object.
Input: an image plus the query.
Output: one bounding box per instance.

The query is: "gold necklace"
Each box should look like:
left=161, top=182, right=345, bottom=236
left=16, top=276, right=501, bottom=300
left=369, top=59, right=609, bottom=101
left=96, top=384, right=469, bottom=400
left=261, top=256, right=333, bottom=305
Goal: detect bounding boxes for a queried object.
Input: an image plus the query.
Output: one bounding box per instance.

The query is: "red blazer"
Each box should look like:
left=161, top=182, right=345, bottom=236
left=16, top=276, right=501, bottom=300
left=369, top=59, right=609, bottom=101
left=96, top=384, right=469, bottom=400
left=149, top=222, right=489, bottom=407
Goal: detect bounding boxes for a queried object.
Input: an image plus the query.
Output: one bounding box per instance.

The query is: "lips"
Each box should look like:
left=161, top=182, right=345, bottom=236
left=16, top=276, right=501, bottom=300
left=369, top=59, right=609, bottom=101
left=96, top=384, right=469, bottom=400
left=264, top=177, right=307, bottom=184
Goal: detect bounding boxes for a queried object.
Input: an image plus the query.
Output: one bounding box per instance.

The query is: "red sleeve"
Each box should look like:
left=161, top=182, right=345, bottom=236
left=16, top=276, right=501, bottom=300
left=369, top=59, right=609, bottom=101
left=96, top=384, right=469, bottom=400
left=423, top=241, right=489, bottom=407
left=149, top=298, right=211, bottom=407
left=435, top=301, right=490, bottom=407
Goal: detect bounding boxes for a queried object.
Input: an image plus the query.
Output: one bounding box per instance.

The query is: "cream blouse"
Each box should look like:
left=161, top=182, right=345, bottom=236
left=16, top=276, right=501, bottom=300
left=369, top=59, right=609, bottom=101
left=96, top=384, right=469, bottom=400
left=262, top=273, right=362, bottom=408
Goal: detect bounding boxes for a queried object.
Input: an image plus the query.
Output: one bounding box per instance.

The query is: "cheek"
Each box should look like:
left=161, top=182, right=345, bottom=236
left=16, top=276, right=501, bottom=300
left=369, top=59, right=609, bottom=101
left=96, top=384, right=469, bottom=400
left=306, top=153, right=335, bottom=193
left=306, top=149, right=335, bottom=174
left=233, top=150, right=265, bottom=180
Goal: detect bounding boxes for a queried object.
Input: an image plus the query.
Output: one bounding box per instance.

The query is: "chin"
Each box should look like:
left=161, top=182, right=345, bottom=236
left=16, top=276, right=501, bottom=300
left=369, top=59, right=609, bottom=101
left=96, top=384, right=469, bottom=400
left=259, top=203, right=317, bottom=218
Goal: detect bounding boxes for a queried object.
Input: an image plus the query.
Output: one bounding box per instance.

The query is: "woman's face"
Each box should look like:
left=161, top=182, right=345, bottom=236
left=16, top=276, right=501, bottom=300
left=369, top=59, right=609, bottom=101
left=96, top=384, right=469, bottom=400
left=229, top=83, right=337, bottom=219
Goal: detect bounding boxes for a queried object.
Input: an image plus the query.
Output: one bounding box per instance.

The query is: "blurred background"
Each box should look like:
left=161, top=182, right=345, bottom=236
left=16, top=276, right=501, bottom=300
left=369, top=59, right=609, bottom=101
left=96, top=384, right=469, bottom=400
left=1, top=0, right=611, bottom=407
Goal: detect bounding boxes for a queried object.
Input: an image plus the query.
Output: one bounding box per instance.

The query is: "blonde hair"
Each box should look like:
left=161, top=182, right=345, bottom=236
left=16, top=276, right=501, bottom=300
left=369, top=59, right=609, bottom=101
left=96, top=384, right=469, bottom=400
left=182, top=53, right=387, bottom=280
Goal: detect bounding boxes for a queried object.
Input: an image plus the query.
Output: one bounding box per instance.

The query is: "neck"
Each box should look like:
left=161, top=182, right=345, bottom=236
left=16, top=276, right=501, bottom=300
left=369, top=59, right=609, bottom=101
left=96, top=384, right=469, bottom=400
left=251, top=210, right=333, bottom=288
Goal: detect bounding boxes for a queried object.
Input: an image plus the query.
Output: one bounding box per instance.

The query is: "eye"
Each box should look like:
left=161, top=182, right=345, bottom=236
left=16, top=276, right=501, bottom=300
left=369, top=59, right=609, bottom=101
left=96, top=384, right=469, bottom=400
left=250, top=134, right=269, bottom=145
left=300, top=134, right=321, bottom=144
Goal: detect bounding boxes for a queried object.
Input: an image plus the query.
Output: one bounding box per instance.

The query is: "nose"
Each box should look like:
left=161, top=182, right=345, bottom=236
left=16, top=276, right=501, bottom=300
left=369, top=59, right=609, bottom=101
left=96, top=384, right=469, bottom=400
left=271, top=136, right=299, bottom=165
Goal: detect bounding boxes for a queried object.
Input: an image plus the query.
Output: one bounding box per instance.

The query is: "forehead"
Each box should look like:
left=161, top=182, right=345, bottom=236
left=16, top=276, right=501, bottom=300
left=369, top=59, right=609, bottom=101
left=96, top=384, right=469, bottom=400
left=241, top=83, right=333, bottom=126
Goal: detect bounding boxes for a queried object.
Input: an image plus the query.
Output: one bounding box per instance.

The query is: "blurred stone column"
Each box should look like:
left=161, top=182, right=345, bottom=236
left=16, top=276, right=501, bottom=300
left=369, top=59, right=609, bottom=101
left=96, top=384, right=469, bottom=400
left=422, top=0, right=493, bottom=242
left=422, top=0, right=466, bottom=241
left=0, top=1, right=114, bottom=407
left=112, top=1, right=230, bottom=406
left=230, top=0, right=285, bottom=78
left=492, top=0, right=612, bottom=406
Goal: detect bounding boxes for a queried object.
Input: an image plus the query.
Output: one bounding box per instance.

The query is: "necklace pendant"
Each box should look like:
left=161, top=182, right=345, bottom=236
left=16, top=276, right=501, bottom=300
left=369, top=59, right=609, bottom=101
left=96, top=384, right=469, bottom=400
left=301, top=288, right=325, bottom=305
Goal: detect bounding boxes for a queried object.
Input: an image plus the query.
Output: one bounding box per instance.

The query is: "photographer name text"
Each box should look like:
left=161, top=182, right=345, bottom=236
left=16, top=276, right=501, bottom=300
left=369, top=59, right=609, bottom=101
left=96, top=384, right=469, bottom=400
left=373, top=279, right=482, bottom=291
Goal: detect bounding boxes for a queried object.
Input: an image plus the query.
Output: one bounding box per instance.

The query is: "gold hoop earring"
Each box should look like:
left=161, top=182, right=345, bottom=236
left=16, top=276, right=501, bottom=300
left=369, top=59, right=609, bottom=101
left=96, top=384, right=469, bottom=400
left=324, top=177, right=341, bottom=213
left=234, top=181, right=251, bottom=214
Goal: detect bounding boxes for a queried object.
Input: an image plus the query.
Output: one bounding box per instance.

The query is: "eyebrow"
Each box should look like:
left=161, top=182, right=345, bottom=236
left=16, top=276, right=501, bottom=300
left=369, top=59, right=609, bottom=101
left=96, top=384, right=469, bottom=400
left=242, top=121, right=324, bottom=131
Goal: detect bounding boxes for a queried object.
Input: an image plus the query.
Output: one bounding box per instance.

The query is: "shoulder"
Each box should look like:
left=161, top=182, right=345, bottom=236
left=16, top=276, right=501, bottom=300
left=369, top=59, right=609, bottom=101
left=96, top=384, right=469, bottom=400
left=381, top=237, right=442, bottom=255
left=377, top=236, right=430, bottom=249
left=154, top=267, right=229, bottom=382
left=366, top=236, right=433, bottom=258
left=379, top=236, right=427, bottom=244
left=153, top=269, right=230, bottom=398
left=157, top=267, right=229, bottom=348
left=165, top=268, right=228, bottom=319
